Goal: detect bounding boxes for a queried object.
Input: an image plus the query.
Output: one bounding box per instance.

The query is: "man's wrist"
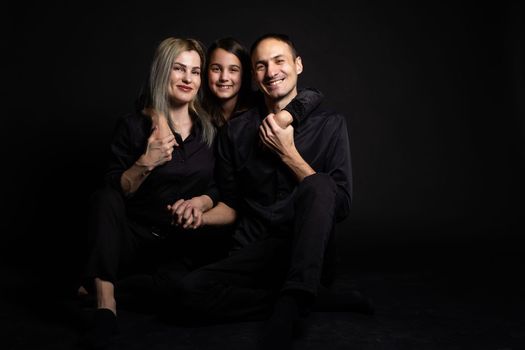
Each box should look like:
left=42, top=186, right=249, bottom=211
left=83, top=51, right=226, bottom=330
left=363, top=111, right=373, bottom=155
left=281, top=146, right=300, bottom=163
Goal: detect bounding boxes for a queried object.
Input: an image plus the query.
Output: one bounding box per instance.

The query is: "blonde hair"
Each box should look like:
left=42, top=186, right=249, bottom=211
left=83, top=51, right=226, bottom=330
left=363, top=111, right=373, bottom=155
left=148, top=37, right=215, bottom=146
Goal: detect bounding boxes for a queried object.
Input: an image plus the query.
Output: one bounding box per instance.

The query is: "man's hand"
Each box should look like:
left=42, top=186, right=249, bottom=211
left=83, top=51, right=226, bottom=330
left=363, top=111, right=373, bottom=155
left=259, top=113, right=295, bottom=158
left=259, top=113, right=316, bottom=182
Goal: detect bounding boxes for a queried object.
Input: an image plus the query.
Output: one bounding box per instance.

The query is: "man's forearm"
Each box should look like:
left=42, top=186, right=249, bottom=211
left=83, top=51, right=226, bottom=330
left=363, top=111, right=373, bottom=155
left=282, top=147, right=316, bottom=182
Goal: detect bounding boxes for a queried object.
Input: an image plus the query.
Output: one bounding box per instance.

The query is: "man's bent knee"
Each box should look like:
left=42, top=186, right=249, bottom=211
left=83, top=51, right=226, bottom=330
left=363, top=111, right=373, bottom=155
left=297, top=173, right=336, bottom=203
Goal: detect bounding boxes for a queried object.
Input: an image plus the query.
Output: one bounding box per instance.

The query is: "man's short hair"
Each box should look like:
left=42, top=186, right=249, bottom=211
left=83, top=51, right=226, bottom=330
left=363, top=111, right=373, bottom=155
left=250, top=33, right=299, bottom=59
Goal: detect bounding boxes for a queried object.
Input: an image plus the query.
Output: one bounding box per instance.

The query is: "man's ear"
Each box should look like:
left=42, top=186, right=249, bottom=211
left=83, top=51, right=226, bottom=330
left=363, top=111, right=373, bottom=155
left=295, top=56, right=303, bottom=75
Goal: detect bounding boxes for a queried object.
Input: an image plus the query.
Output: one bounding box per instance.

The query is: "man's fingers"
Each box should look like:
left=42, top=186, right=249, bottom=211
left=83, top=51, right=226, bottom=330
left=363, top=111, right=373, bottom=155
left=259, top=125, right=273, bottom=146
left=260, top=120, right=272, bottom=138
left=265, top=114, right=279, bottom=131
left=259, top=127, right=268, bottom=145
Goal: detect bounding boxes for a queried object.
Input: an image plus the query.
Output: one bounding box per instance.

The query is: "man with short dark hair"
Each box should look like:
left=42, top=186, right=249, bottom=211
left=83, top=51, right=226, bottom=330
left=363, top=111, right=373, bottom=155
left=175, top=33, right=365, bottom=350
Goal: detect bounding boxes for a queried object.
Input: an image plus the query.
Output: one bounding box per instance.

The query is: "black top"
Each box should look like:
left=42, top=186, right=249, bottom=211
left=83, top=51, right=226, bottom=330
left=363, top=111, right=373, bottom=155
left=216, top=94, right=352, bottom=247
left=104, top=112, right=218, bottom=227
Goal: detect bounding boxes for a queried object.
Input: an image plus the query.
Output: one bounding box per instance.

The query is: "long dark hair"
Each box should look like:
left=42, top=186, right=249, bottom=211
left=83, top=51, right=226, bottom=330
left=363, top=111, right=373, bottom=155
left=202, top=37, right=255, bottom=127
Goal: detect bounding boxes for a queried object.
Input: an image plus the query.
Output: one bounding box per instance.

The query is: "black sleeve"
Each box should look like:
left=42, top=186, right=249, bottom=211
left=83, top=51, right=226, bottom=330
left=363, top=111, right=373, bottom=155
left=204, top=139, right=220, bottom=206
left=103, top=114, right=147, bottom=194
left=283, top=87, right=324, bottom=127
left=214, top=125, right=240, bottom=211
left=324, top=115, right=353, bottom=221
left=203, top=183, right=220, bottom=206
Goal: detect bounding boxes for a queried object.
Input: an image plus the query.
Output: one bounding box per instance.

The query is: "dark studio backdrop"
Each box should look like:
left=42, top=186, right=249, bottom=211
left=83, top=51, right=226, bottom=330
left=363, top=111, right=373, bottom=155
left=2, top=1, right=523, bottom=288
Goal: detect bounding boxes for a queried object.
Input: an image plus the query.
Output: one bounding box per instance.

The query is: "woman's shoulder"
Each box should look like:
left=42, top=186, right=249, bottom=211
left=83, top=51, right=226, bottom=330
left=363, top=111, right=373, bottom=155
left=119, top=110, right=152, bottom=126
left=112, top=110, right=152, bottom=138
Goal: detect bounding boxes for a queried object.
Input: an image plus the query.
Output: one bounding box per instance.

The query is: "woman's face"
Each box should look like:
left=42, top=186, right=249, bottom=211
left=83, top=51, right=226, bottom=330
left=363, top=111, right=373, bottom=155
left=207, top=48, right=243, bottom=101
left=168, top=50, right=202, bottom=105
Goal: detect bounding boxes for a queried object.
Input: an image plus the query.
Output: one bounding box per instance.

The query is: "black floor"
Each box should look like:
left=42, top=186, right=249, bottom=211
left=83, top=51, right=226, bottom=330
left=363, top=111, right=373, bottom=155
left=2, top=236, right=524, bottom=350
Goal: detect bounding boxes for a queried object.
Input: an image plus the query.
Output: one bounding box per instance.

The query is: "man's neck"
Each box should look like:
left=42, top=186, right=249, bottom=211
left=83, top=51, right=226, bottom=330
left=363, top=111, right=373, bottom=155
left=265, top=90, right=298, bottom=113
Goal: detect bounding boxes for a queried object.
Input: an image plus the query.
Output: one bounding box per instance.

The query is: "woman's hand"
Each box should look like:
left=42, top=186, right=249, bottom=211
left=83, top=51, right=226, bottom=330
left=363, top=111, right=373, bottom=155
left=136, top=125, right=177, bottom=169
left=273, top=110, right=293, bottom=129
left=168, top=195, right=213, bottom=229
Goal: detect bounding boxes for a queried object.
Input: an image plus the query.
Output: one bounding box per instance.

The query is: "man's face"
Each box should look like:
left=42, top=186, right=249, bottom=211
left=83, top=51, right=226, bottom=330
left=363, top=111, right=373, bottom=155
left=251, top=38, right=303, bottom=102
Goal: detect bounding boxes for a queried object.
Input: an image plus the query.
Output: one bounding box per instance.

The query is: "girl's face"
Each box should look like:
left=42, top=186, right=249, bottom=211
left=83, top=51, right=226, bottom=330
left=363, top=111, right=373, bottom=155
left=168, top=50, right=201, bottom=105
left=207, top=48, right=243, bottom=101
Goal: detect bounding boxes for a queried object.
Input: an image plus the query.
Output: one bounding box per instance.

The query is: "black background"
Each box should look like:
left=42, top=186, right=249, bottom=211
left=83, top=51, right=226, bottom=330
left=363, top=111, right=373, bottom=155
left=2, top=1, right=523, bottom=284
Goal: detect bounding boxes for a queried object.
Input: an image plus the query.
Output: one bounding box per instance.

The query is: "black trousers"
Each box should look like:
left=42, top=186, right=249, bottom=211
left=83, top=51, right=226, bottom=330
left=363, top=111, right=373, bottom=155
left=172, top=173, right=337, bottom=323
left=83, top=186, right=231, bottom=294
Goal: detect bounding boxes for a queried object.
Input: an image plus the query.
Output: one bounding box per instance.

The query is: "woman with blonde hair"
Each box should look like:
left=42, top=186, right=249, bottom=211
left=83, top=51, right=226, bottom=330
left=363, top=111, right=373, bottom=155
left=81, top=37, right=222, bottom=347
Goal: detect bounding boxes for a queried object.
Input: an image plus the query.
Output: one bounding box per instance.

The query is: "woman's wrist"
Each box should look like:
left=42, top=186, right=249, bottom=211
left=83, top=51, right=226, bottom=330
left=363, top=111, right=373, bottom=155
left=197, top=195, right=214, bottom=212
left=135, top=155, right=155, bottom=175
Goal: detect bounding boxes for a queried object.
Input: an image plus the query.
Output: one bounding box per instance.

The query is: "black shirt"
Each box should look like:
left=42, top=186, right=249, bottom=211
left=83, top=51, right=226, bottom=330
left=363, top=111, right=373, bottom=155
left=105, top=112, right=218, bottom=227
left=216, top=94, right=352, bottom=247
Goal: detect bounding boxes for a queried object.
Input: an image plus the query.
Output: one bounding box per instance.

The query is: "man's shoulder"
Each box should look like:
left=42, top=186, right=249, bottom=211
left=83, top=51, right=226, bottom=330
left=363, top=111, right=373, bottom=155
left=309, top=106, right=347, bottom=127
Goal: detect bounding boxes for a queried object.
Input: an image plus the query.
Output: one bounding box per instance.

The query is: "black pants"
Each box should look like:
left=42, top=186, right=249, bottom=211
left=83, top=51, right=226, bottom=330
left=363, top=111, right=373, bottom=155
left=83, top=186, right=230, bottom=295
left=173, top=173, right=337, bottom=323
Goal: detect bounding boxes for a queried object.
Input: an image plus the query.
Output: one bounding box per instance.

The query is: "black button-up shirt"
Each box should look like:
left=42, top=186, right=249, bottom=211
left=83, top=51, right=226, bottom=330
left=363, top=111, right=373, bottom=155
left=216, top=93, right=352, bottom=247
left=105, top=112, right=218, bottom=228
